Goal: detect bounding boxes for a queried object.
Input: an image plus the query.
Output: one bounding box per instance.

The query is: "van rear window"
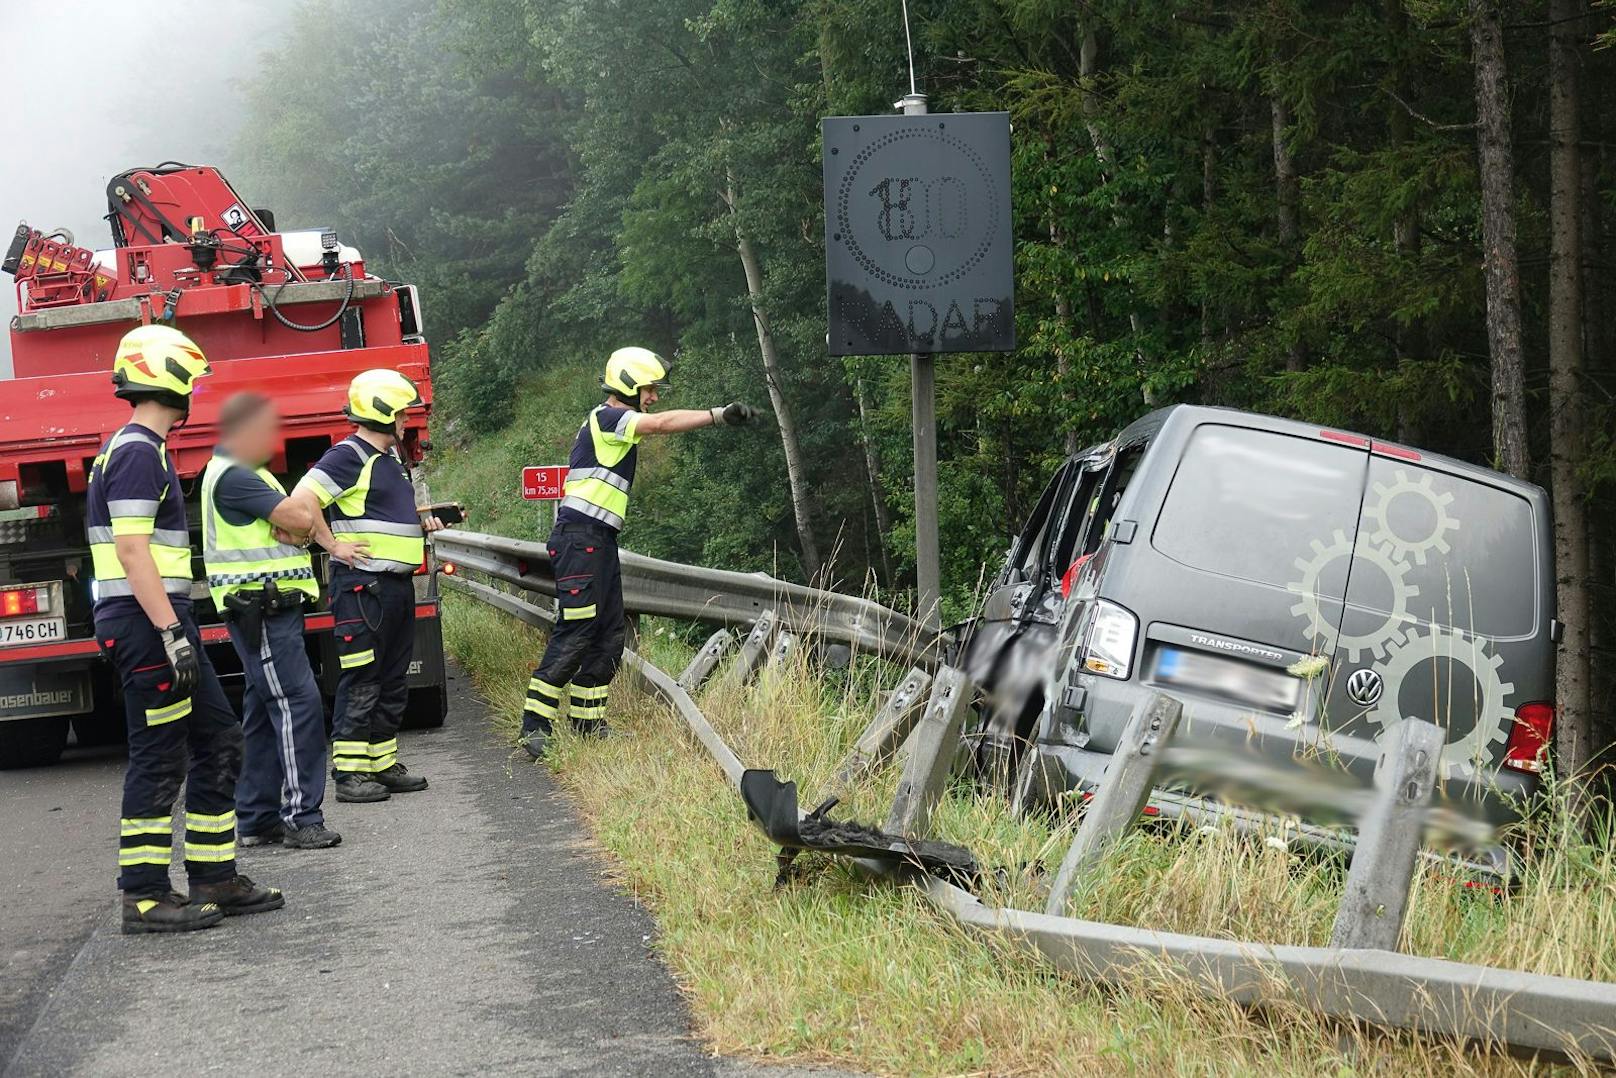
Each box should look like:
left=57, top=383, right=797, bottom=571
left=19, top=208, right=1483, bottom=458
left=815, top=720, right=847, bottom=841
left=1152, top=425, right=1365, bottom=595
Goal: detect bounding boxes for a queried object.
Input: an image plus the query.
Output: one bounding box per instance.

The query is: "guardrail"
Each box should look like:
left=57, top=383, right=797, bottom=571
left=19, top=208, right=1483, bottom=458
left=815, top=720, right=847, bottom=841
left=433, top=529, right=938, bottom=666
left=434, top=531, right=1616, bottom=1063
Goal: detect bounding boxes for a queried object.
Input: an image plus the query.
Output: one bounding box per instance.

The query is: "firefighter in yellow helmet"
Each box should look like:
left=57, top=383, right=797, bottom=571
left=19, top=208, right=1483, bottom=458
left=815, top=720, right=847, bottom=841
left=292, top=369, right=442, bottom=803
left=91, top=325, right=284, bottom=933
left=519, top=347, right=757, bottom=756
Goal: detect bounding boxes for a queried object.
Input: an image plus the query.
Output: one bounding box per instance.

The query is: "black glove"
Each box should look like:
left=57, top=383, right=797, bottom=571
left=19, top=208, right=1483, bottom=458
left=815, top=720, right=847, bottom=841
left=159, top=623, right=199, bottom=698
left=710, top=402, right=758, bottom=426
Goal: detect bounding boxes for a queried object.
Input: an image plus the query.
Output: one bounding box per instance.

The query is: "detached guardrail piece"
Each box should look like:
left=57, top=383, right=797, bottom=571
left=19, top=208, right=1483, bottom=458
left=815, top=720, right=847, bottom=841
left=727, top=611, right=779, bottom=687
left=828, top=667, right=933, bottom=793
left=432, top=530, right=939, bottom=665
left=1044, top=693, right=1183, bottom=915
left=1329, top=718, right=1445, bottom=951
left=678, top=629, right=735, bottom=691
left=884, top=666, right=973, bottom=838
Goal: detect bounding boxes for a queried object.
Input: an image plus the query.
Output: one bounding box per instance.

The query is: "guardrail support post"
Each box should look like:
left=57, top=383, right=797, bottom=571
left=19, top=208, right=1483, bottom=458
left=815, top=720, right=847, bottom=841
left=884, top=666, right=972, bottom=838
left=1044, top=692, right=1181, bottom=916
left=726, top=610, right=778, bottom=686
left=1329, top=717, right=1444, bottom=952
left=829, top=667, right=933, bottom=793
left=678, top=629, right=734, bottom=691
left=764, top=631, right=798, bottom=674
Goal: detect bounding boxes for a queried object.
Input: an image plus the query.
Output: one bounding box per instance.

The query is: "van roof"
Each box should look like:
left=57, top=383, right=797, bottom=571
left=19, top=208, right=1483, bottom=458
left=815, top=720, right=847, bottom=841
left=1107, top=404, right=1547, bottom=503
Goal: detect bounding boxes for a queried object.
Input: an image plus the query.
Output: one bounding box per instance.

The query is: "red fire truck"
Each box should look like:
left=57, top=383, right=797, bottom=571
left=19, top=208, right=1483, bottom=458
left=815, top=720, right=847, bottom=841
left=0, top=163, right=447, bottom=768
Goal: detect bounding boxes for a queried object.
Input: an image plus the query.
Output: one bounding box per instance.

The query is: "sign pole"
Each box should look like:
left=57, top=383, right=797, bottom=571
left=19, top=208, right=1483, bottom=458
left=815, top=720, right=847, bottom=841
left=897, top=90, right=941, bottom=631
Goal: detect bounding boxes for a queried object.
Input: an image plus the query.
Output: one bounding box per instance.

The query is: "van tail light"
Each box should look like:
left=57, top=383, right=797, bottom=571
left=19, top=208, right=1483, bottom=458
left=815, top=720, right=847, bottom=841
left=1503, top=701, right=1555, bottom=774
left=1081, top=599, right=1137, bottom=679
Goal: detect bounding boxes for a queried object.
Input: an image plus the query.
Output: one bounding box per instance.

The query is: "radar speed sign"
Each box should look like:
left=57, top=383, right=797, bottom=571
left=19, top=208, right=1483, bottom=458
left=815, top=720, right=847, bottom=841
left=823, top=112, right=1013, bottom=356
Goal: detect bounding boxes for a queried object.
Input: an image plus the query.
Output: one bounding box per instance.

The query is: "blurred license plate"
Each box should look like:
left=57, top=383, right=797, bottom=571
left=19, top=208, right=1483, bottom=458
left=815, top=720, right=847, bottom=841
left=1153, top=646, right=1300, bottom=712
left=0, top=616, right=65, bottom=647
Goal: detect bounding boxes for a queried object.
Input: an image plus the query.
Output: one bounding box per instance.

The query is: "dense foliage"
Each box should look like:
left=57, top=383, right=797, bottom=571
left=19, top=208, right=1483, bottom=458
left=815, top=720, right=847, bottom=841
left=239, top=0, right=1615, bottom=765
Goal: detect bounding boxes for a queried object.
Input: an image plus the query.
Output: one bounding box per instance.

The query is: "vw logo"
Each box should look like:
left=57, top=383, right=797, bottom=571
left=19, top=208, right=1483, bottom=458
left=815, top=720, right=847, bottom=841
left=1346, top=668, right=1384, bottom=707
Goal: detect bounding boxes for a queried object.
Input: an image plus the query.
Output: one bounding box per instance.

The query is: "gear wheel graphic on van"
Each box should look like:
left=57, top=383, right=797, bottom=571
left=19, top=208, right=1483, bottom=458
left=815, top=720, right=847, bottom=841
left=1365, top=625, right=1515, bottom=781
left=1287, top=530, right=1419, bottom=662
left=1362, top=469, right=1459, bottom=566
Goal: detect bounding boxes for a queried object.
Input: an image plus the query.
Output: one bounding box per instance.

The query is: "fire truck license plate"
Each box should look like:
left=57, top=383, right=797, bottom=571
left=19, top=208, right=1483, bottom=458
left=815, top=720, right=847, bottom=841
left=0, top=616, right=65, bottom=647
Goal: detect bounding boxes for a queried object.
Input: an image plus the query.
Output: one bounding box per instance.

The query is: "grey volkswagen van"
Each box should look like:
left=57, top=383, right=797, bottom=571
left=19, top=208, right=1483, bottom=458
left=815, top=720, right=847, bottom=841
left=960, top=405, right=1557, bottom=830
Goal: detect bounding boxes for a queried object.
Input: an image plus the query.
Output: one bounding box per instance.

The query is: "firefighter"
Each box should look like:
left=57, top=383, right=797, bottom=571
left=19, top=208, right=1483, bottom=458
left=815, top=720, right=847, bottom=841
left=291, top=369, right=441, bottom=803
left=201, top=392, right=354, bottom=850
left=519, top=347, right=756, bottom=757
left=90, top=325, right=284, bottom=933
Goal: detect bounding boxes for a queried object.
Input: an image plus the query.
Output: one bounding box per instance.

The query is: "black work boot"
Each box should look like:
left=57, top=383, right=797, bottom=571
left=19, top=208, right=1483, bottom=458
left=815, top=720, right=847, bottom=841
left=282, top=823, right=343, bottom=849
left=190, top=874, right=285, bottom=917
left=333, top=772, right=391, bottom=803
left=121, top=891, right=225, bottom=935
left=572, top=717, right=611, bottom=738
left=519, top=720, right=553, bottom=760
left=238, top=823, right=284, bottom=848
left=371, top=763, right=428, bottom=793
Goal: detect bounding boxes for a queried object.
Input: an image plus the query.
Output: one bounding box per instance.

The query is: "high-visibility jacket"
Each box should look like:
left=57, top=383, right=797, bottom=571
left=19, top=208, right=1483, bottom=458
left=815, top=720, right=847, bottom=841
left=556, top=404, right=641, bottom=531
left=298, top=434, right=424, bottom=573
left=85, top=423, right=192, bottom=614
left=199, top=454, right=318, bottom=606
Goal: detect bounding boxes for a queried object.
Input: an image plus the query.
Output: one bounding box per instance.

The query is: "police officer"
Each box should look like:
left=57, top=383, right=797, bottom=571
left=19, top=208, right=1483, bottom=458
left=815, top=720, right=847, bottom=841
left=90, top=325, right=283, bottom=933
left=519, top=347, right=755, bottom=756
left=291, top=369, right=440, bottom=803
left=202, top=392, right=354, bottom=850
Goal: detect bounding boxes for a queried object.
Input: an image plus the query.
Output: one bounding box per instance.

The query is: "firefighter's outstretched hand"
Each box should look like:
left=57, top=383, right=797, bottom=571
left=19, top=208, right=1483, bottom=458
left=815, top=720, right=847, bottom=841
left=159, top=623, right=200, bottom=698
left=715, top=401, right=758, bottom=426
left=329, top=539, right=370, bottom=567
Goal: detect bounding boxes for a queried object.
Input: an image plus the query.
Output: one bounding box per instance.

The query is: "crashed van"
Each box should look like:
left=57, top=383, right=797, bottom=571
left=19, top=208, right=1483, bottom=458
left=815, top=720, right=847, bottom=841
left=959, top=405, right=1556, bottom=833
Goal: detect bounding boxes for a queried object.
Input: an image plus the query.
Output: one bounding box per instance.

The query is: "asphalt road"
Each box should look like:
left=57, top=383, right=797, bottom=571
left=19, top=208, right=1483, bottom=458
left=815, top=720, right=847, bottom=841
left=0, top=668, right=833, bottom=1077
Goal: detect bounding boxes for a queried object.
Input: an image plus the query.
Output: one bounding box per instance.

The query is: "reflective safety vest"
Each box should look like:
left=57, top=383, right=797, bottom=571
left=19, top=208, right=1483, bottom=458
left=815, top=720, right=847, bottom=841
left=85, top=424, right=192, bottom=606
left=302, top=435, right=424, bottom=574
left=557, top=405, right=638, bottom=531
left=199, top=455, right=318, bottom=606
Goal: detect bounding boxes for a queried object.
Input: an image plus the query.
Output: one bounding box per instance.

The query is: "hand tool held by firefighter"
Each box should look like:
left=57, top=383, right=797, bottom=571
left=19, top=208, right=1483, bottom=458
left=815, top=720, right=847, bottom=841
left=159, top=623, right=199, bottom=697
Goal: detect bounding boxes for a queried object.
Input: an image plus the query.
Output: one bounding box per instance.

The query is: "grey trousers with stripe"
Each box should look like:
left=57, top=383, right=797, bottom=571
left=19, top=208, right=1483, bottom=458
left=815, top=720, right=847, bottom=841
left=229, top=606, right=328, bottom=834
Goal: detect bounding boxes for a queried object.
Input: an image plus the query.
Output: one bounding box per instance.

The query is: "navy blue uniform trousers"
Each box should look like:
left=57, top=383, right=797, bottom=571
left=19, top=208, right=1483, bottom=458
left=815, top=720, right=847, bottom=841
left=229, top=606, right=328, bottom=835
left=523, top=521, right=626, bottom=735
left=330, top=568, right=415, bottom=774
left=96, top=603, right=241, bottom=894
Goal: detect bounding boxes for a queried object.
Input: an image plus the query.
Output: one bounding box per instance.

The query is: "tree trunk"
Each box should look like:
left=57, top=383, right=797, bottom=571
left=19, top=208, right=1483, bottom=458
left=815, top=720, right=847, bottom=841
left=725, top=179, right=822, bottom=580
left=1047, top=202, right=1079, bottom=457
left=1469, top=0, right=1530, bottom=480
left=1271, top=94, right=1304, bottom=373
left=854, top=377, right=894, bottom=584
left=1201, top=124, right=1216, bottom=354
left=1547, top=0, right=1592, bottom=807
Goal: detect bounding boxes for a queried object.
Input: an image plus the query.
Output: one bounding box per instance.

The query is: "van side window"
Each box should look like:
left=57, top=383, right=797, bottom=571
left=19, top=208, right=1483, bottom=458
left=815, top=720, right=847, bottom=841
left=1151, top=425, right=1365, bottom=593
left=1004, top=462, right=1073, bottom=583
left=1047, top=464, right=1108, bottom=577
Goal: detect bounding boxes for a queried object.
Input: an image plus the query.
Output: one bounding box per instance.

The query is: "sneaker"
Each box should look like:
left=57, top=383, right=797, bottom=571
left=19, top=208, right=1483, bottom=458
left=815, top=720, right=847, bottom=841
left=371, top=763, right=428, bottom=793
left=282, top=823, right=343, bottom=849
left=188, top=874, right=285, bottom=917
left=121, top=891, right=225, bottom=935
left=239, top=824, right=284, bottom=848
left=334, top=772, right=391, bottom=803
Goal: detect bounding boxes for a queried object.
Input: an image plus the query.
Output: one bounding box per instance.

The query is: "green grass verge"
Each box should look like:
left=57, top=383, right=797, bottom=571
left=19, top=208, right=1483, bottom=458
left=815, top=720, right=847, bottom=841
left=443, top=594, right=1614, bottom=1075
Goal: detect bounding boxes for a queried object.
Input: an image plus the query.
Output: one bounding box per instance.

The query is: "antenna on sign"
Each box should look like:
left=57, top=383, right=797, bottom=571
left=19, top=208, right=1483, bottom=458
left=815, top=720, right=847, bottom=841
left=900, top=0, right=917, bottom=97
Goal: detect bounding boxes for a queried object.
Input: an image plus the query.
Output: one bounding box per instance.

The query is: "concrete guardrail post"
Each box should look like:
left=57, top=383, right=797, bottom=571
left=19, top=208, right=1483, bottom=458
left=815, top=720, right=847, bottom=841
left=677, top=629, right=735, bottom=691
left=1044, top=692, right=1182, bottom=915
left=828, top=667, right=933, bottom=792
left=1329, top=717, right=1445, bottom=951
left=884, top=665, right=972, bottom=838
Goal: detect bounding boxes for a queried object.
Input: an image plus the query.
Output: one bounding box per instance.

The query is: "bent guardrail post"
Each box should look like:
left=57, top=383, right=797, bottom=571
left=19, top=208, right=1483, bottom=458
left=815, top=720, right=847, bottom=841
left=764, top=630, right=798, bottom=674
left=678, top=629, right=735, bottom=691
left=1329, top=717, right=1444, bottom=952
left=727, top=610, right=779, bottom=687
left=1045, top=693, right=1182, bottom=916
left=829, top=667, right=933, bottom=793
left=884, top=666, right=972, bottom=838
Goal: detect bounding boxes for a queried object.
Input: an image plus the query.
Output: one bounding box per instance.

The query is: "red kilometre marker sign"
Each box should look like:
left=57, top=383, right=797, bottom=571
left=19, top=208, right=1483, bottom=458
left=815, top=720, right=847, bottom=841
left=522, top=465, right=568, bottom=500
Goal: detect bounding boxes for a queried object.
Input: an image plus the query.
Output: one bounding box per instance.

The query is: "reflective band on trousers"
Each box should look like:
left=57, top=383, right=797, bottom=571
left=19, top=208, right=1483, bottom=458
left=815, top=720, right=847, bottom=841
left=333, top=739, right=374, bottom=773
left=145, top=697, right=193, bottom=726
left=339, top=648, right=375, bottom=669
left=200, top=455, right=319, bottom=607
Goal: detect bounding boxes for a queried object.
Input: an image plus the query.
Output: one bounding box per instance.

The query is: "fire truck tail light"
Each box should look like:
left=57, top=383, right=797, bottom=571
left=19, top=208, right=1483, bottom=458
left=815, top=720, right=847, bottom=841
left=0, top=585, right=47, bottom=617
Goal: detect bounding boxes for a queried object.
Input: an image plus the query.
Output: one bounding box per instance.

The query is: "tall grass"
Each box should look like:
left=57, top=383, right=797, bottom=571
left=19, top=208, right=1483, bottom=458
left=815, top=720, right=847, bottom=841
left=443, top=596, right=1613, bottom=1075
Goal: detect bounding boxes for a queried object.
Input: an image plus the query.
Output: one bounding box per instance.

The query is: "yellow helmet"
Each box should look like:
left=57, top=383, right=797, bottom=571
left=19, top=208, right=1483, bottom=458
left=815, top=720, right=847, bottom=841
left=345, top=368, right=423, bottom=428
left=602, top=346, right=671, bottom=400
left=112, top=324, right=212, bottom=401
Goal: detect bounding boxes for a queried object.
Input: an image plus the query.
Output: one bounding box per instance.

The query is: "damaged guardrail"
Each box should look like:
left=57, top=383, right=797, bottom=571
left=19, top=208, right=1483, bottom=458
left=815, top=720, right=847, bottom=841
left=438, top=534, right=1616, bottom=1063
left=433, top=529, right=938, bottom=666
